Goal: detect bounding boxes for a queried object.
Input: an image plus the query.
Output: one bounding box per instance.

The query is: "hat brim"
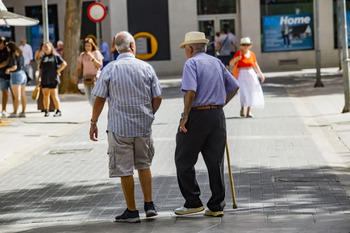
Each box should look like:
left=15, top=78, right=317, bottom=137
left=240, top=41, right=252, bottom=45
left=179, top=39, right=209, bottom=48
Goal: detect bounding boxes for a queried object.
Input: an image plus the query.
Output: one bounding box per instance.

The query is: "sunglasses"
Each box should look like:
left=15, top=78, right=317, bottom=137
left=241, top=44, right=251, bottom=46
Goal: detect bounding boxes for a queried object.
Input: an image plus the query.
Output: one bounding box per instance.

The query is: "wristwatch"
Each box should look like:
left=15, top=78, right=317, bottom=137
left=181, top=113, right=188, bottom=119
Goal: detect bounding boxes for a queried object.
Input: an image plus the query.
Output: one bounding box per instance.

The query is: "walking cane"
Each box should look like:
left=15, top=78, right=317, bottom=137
left=225, top=140, right=237, bottom=209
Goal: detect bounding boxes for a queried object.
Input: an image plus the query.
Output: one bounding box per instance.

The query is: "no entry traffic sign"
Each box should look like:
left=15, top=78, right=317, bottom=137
left=87, top=2, right=107, bottom=23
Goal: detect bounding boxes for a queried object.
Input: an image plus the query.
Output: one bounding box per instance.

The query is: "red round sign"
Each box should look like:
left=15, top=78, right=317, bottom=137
left=87, top=2, right=107, bottom=22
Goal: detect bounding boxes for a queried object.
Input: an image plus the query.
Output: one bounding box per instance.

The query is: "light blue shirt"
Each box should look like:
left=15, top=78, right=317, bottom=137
left=100, top=42, right=110, bottom=62
left=92, top=53, right=162, bottom=137
left=181, top=52, right=239, bottom=107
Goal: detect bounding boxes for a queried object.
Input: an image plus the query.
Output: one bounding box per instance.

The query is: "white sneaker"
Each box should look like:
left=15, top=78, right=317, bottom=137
left=174, top=205, right=204, bottom=215
left=1, top=111, right=8, bottom=118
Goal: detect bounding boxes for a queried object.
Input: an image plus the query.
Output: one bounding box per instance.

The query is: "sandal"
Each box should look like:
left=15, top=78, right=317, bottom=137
left=240, top=110, right=245, bottom=117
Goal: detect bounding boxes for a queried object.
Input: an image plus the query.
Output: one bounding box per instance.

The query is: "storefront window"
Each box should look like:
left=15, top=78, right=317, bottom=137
left=197, top=0, right=236, bottom=15
left=26, top=5, right=58, bottom=53
left=0, top=7, right=15, bottom=41
left=333, top=0, right=350, bottom=48
left=260, top=0, right=314, bottom=52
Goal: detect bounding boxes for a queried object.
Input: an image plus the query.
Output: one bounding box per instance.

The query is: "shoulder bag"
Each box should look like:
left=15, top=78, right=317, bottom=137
left=232, top=51, right=240, bottom=79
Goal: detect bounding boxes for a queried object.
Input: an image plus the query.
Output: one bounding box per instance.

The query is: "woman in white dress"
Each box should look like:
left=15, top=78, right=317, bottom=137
left=229, top=37, right=265, bottom=117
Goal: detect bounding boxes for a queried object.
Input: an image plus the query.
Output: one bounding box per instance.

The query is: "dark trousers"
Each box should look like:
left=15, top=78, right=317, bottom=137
left=175, top=109, right=226, bottom=211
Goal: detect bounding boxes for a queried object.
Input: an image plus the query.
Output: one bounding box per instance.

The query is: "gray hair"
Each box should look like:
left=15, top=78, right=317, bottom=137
left=115, top=31, right=135, bottom=52
left=187, top=43, right=207, bottom=53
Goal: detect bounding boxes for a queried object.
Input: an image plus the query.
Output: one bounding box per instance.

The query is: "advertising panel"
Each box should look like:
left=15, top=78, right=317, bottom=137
left=30, top=24, right=56, bottom=53
left=262, top=14, right=314, bottom=52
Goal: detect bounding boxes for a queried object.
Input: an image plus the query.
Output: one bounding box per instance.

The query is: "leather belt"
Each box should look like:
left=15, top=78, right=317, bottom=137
left=192, top=105, right=223, bottom=110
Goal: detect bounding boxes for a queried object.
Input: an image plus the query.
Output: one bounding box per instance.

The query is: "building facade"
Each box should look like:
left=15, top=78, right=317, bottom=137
left=1, top=0, right=344, bottom=76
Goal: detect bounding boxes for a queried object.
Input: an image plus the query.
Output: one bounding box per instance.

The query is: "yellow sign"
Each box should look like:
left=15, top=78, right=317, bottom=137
left=134, top=32, right=158, bottom=60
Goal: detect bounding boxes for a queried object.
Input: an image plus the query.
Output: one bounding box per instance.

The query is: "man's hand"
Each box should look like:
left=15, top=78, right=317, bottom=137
left=90, top=124, right=98, bottom=141
left=179, top=118, right=188, bottom=133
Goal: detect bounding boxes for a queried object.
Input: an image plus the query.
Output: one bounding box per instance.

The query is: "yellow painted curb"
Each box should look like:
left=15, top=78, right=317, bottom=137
left=0, top=120, right=13, bottom=127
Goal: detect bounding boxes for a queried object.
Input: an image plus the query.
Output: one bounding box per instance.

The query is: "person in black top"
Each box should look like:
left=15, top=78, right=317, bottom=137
left=38, top=42, right=67, bottom=117
left=0, top=37, right=11, bottom=117
left=5, top=42, right=27, bottom=118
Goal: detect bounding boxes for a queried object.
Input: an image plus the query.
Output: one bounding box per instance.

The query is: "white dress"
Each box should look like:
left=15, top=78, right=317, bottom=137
left=238, top=52, right=264, bottom=109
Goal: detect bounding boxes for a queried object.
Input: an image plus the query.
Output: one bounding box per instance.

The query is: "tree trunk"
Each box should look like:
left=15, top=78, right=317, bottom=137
left=59, top=0, right=83, bottom=94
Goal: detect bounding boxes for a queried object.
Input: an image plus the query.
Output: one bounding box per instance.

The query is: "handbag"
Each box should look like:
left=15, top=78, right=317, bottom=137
left=83, top=74, right=96, bottom=86
left=232, top=62, right=239, bottom=79
left=31, top=85, right=40, bottom=100
left=232, top=51, right=240, bottom=79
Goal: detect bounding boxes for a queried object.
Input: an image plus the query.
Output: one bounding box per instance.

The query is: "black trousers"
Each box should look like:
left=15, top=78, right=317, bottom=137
left=175, top=108, right=226, bottom=211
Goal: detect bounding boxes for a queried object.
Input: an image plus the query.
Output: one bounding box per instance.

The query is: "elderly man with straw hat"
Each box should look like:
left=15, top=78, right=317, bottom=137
left=174, top=31, right=239, bottom=217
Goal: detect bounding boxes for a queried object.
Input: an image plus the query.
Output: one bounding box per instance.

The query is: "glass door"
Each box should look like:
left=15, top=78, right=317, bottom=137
left=198, top=20, right=215, bottom=56
left=198, top=15, right=238, bottom=56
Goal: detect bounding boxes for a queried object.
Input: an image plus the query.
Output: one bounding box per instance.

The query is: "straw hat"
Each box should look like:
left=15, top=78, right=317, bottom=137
left=179, top=31, right=209, bottom=48
left=240, top=37, right=252, bottom=45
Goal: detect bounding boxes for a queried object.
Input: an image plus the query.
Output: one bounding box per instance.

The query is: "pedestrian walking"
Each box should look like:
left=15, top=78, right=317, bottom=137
left=227, top=26, right=238, bottom=57
left=174, top=31, right=239, bottom=217
left=110, top=38, right=119, bottom=60
left=5, top=41, right=27, bottom=118
left=229, top=37, right=265, bottom=118
left=89, top=31, right=162, bottom=223
left=73, top=38, right=103, bottom=106
left=19, top=39, right=33, bottom=83
left=55, top=40, right=64, bottom=56
left=216, top=26, right=235, bottom=69
left=38, top=42, right=67, bottom=117
left=100, top=40, right=110, bottom=67
left=0, top=37, right=11, bottom=118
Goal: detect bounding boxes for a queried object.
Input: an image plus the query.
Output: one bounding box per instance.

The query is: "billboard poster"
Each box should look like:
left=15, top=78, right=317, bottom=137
left=30, top=24, right=56, bottom=54
left=0, top=27, right=13, bottom=41
left=262, top=14, right=314, bottom=52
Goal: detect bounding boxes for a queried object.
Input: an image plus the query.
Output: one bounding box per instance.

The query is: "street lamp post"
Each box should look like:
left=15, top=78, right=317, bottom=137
left=314, top=0, right=324, bottom=87
left=41, top=0, right=49, bottom=42
left=340, top=0, right=350, bottom=113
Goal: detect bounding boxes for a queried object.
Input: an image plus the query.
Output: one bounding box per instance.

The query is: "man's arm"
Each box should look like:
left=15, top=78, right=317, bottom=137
left=225, top=87, right=239, bottom=105
left=90, top=96, right=106, bottom=141
left=0, top=59, right=8, bottom=69
left=180, top=90, right=196, bottom=133
left=152, top=95, right=162, bottom=114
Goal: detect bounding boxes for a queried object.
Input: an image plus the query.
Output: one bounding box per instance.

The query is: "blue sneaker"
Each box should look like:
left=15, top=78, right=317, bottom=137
left=144, top=201, right=158, bottom=217
left=115, top=208, right=140, bottom=223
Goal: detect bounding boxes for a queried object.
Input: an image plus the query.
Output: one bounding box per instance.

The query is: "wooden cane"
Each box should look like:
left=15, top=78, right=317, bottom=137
left=225, top=140, right=237, bottom=209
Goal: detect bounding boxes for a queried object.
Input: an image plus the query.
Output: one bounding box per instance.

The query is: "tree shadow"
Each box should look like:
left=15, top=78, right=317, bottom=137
left=1, top=166, right=349, bottom=228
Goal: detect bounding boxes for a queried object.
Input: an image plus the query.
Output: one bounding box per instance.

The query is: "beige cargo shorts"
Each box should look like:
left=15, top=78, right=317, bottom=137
left=107, top=131, right=155, bottom=177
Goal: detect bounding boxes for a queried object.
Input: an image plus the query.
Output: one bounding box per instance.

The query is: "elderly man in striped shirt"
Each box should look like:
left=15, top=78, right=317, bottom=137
left=89, top=31, right=162, bottom=223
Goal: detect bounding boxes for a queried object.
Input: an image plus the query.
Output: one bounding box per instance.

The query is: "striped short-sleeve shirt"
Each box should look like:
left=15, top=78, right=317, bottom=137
left=91, top=53, right=162, bottom=137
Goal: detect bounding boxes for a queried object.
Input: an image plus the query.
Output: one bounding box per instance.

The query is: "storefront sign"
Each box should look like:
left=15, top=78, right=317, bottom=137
left=262, top=14, right=314, bottom=52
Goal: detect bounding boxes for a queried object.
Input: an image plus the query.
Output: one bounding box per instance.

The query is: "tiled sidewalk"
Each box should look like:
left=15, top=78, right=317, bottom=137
left=0, top=73, right=349, bottom=232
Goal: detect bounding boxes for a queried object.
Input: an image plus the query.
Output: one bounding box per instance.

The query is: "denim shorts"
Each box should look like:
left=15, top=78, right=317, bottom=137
left=10, top=70, right=27, bottom=85
left=0, top=77, right=10, bottom=90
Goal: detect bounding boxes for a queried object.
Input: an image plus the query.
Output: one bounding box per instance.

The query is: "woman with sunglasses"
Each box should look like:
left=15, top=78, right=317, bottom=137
left=73, top=38, right=103, bottom=106
left=229, top=37, right=265, bottom=118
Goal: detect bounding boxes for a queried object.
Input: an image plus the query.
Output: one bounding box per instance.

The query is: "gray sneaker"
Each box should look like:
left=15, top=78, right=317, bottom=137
left=18, top=113, right=26, bottom=118
left=8, top=113, right=18, bottom=118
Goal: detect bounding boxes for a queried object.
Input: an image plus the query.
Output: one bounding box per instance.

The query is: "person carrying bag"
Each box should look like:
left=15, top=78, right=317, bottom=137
left=73, top=38, right=103, bottom=106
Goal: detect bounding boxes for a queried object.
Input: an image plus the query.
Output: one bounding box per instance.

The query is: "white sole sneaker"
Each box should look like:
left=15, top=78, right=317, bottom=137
left=174, top=206, right=204, bottom=215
